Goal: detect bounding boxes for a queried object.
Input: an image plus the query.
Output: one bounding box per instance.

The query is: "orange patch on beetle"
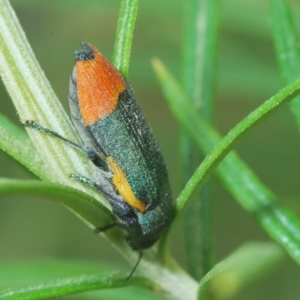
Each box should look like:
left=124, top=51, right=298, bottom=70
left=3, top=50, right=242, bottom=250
left=107, top=156, right=147, bottom=213
left=76, top=44, right=126, bottom=126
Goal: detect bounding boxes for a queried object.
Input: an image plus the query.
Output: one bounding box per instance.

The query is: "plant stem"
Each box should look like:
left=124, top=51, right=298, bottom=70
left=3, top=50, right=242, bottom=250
left=112, top=0, right=139, bottom=77
left=181, top=0, right=220, bottom=279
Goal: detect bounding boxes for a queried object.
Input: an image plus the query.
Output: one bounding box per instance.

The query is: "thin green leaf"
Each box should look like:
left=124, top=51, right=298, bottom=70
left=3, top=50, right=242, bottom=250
left=153, top=59, right=300, bottom=266
left=0, top=176, right=199, bottom=299
left=198, top=242, right=284, bottom=300
left=0, top=113, right=27, bottom=140
left=112, top=0, right=139, bottom=77
left=0, top=120, right=47, bottom=179
left=0, top=274, right=133, bottom=300
left=0, top=178, right=112, bottom=228
left=270, top=0, right=300, bottom=128
left=154, top=60, right=300, bottom=211
left=0, top=260, right=150, bottom=300
left=0, top=0, right=110, bottom=209
left=176, top=81, right=300, bottom=212
left=180, top=0, right=220, bottom=279
left=181, top=0, right=219, bottom=119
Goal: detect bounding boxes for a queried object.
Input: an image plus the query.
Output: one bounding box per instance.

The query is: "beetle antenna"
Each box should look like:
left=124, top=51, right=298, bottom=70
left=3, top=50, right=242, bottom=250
left=127, top=251, right=143, bottom=280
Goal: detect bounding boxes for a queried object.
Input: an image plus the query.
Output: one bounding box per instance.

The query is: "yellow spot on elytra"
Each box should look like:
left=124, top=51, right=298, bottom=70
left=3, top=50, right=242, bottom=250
left=107, top=156, right=147, bottom=213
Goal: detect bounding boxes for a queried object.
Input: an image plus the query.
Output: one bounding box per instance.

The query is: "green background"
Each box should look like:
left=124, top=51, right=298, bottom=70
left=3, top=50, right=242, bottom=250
left=0, top=0, right=300, bottom=299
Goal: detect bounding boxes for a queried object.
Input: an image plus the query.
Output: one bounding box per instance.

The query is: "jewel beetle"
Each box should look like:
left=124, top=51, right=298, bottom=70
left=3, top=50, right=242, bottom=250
left=24, top=43, right=174, bottom=277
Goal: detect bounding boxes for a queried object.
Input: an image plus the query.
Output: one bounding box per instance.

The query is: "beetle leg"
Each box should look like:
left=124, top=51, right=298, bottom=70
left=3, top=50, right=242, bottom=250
left=94, top=222, right=117, bottom=233
left=70, top=173, right=133, bottom=217
left=22, top=120, right=108, bottom=170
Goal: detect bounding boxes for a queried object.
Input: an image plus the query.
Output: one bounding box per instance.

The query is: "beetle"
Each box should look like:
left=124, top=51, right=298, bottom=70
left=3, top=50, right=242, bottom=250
left=24, top=43, right=174, bottom=277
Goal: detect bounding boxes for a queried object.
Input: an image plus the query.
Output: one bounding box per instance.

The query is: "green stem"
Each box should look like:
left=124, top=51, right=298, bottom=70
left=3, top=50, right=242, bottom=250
left=0, top=178, right=112, bottom=228
left=0, top=115, right=47, bottom=179
left=180, top=0, right=220, bottom=279
left=112, top=0, right=139, bottom=77
left=198, top=242, right=284, bottom=300
left=0, top=270, right=152, bottom=300
left=154, top=60, right=300, bottom=266
left=270, top=0, right=300, bottom=129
